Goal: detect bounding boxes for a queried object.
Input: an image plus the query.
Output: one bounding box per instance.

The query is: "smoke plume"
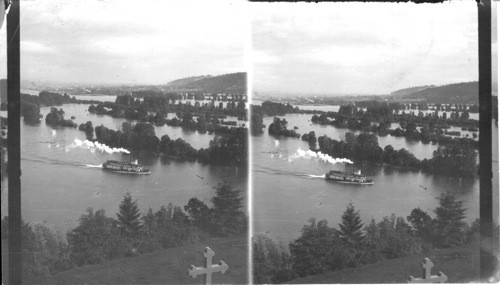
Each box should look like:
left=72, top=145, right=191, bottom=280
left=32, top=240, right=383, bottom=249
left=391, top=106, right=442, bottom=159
left=65, top=138, right=130, bottom=154
left=288, top=148, right=353, bottom=165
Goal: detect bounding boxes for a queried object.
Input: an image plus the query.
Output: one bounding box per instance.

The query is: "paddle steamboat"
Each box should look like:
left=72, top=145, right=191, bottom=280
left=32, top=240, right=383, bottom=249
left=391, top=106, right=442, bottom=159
left=325, top=169, right=373, bottom=185
left=102, top=160, right=150, bottom=175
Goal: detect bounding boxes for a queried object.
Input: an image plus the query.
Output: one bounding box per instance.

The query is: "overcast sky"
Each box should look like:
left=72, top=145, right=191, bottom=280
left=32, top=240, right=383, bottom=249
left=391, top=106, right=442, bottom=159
left=16, top=0, right=246, bottom=86
left=0, top=1, right=498, bottom=93
left=252, top=2, right=480, bottom=95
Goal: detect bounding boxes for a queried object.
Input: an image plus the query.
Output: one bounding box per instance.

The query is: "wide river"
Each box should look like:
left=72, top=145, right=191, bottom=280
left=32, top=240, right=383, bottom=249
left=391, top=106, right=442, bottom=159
left=252, top=111, right=496, bottom=245
left=0, top=96, right=248, bottom=234
left=0, top=96, right=496, bottom=244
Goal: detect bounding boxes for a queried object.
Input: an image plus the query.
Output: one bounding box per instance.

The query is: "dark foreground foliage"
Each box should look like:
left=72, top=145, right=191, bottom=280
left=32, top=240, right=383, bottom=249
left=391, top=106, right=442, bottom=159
left=254, top=193, right=482, bottom=283
left=2, top=183, right=247, bottom=281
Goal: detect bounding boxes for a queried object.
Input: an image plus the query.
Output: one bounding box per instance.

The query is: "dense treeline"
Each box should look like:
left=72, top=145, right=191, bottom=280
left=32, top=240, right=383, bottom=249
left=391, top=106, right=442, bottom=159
left=131, top=90, right=246, bottom=102
left=88, top=94, right=247, bottom=135
left=17, top=92, right=107, bottom=125
left=258, top=101, right=299, bottom=116
left=1, top=218, right=72, bottom=277
left=89, top=94, right=247, bottom=121
left=250, top=100, right=482, bottom=139
left=94, top=121, right=247, bottom=165
left=317, top=132, right=477, bottom=176
left=354, top=101, right=479, bottom=113
left=314, top=102, right=478, bottom=130
left=20, top=92, right=104, bottom=106
left=253, top=193, right=483, bottom=283
left=161, top=111, right=246, bottom=136
left=2, top=183, right=247, bottom=280
left=16, top=91, right=248, bottom=131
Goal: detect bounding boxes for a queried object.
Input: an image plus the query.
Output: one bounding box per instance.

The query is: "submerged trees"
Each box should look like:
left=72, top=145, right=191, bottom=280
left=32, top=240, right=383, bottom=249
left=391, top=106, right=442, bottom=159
left=316, top=131, right=477, bottom=176
left=268, top=117, right=300, bottom=138
left=78, top=121, right=94, bottom=140
left=251, top=111, right=265, bottom=135
left=21, top=101, right=42, bottom=124
left=425, top=141, right=477, bottom=176
left=45, top=107, right=77, bottom=128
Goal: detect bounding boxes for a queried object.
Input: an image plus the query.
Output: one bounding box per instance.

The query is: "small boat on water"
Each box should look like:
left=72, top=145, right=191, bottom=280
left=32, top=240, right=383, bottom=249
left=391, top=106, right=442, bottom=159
left=102, top=160, right=150, bottom=175
left=325, top=169, right=373, bottom=185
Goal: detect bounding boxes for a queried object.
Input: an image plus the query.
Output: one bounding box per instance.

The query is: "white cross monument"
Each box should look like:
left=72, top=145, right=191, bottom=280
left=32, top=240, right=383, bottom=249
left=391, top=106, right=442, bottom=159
left=188, top=247, right=229, bottom=285
left=408, top=257, right=448, bottom=283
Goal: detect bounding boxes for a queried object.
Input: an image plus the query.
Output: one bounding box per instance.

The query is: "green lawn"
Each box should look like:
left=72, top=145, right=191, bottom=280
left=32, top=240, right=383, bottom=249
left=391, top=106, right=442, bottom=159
left=289, top=242, right=480, bottom=284
left=24, top=235, right=249, bottom=285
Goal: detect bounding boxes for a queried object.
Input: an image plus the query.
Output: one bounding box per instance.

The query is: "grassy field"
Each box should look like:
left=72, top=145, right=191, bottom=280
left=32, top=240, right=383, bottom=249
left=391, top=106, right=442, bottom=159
left=23, top=235, right=248, bottom=285
left=289, top=242, right=480, bottom=284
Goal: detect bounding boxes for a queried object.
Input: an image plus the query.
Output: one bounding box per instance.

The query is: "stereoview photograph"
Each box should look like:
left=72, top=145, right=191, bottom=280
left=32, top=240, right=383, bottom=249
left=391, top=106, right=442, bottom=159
left=250, top=1, right=498, bottom=283
left=1, top=0, right=498, bottom=284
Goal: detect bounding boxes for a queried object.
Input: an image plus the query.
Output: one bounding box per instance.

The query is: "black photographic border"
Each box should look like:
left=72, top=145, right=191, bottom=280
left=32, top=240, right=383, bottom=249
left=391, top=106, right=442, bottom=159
left=6, top=0, right=498, bottom=283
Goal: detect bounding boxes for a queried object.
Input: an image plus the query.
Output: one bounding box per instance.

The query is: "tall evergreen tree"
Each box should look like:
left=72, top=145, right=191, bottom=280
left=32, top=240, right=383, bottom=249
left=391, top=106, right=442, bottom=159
left=141, top=208, right=158, bottom=237
left=67, top=208, right=121, bottom=266
left=339, top=202, right=365, bottom=248
left=184, top=197, right=210, bottom=230
left=433, top=192, right=467, bottom=247
left=210, top=183, right=247, bottom=236
left=363, top=218, right=385, bottom=263
left=116, top=192, right=142, bottom=238
left=289, top=219, right=336, bottom=277
left=253, top=234, right=294, bottom=284
left=407, top=207, right=434, bottom=242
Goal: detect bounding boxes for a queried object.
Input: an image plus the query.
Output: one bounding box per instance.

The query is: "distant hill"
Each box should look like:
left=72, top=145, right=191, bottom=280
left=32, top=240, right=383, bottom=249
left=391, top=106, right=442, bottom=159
left=390, top=82, right=478, bottom=104
left=167, top=75, right=212, bottom=87
left=390, top=85, right=435, bottom=97
left=165, top=72, right=246, bottom=94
